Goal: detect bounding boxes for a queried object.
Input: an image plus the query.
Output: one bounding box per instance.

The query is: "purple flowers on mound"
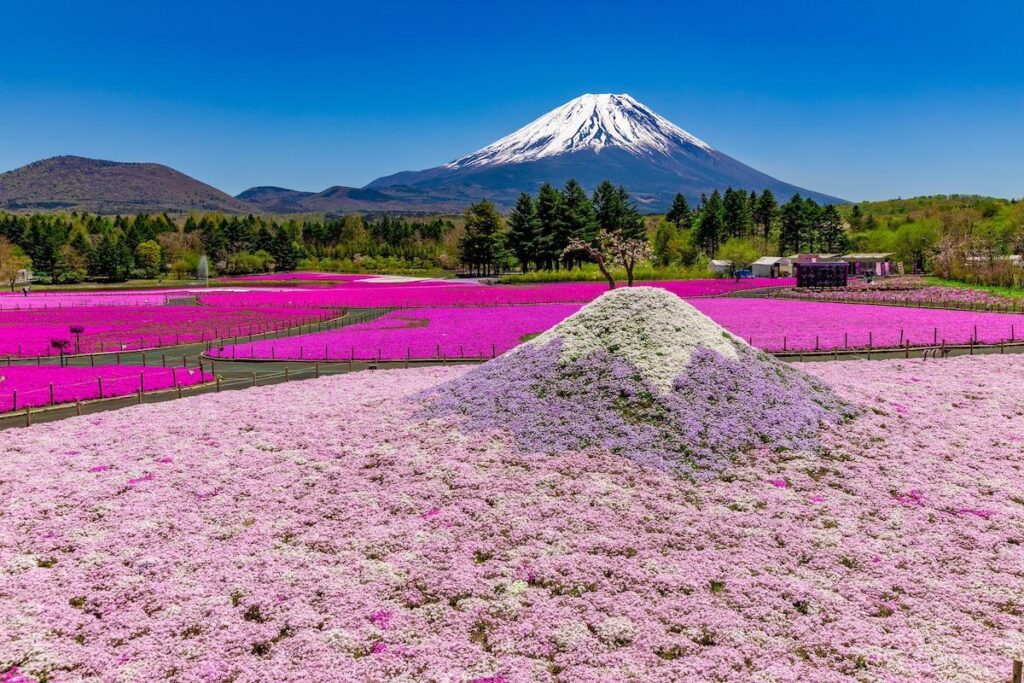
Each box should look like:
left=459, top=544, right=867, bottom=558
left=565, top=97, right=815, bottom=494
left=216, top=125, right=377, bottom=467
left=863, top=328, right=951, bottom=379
left=422, top=289, right=851, bottom=476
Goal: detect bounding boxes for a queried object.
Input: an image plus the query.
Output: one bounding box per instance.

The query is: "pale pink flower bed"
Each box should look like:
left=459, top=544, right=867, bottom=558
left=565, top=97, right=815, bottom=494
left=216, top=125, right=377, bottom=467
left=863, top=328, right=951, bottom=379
left=2, top=356, right=1022, bottom=681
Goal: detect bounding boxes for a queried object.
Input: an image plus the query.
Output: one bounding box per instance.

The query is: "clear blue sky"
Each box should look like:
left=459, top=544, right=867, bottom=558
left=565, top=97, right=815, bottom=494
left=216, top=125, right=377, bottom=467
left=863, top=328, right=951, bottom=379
left=2, top=0, right=1023, bottom=201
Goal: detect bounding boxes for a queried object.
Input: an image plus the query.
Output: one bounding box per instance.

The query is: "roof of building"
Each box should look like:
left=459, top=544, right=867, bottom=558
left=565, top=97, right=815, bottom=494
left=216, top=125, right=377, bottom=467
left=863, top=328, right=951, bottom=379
left=843, top=253, right=893, bottom=260
left=752, top=256, right=791, bottom=265
left=710, top=259, right=732, bottom=267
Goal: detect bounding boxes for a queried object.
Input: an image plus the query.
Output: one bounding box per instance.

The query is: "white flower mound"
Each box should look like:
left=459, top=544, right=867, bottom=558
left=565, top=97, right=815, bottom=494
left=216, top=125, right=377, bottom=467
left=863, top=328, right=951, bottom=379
left=515, top=286, right=742, bottom=392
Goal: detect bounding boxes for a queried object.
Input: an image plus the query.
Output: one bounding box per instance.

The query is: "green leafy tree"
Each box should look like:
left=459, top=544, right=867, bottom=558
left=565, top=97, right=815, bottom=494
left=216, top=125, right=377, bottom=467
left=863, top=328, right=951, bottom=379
left=717, top=237, right=762, bottom=278
left=134, top=240, right=163, bottom=278
left=652, top=220, right=682, bottom=267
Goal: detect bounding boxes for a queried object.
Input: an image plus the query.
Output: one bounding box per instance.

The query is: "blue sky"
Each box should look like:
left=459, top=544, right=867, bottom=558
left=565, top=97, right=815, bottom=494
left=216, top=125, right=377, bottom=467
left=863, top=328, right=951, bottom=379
left=2, top=0, right=1022, bottom=201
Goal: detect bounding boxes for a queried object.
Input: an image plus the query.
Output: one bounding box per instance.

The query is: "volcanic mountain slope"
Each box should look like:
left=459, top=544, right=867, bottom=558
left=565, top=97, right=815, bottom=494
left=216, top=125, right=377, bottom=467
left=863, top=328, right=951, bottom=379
left=421, top=286, right=852, bottom=477
left=0, top=156, right=252, bottom=214
left=367, top=93, right=846, bottom=211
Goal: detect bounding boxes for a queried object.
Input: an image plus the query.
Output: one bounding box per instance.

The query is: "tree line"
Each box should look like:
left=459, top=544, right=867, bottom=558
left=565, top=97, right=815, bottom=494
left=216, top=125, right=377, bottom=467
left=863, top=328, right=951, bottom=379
left=0, top=211, right=458, bottom=283
left=458, top=179, right=646, bottom=275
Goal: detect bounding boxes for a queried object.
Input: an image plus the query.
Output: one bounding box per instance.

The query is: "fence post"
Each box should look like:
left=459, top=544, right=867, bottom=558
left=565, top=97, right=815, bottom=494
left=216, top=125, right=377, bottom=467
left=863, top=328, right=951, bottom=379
left=137, top=389, right=143, bottom=405
left=252, top=372, right=257, bottom=388
left=1013, top=658, right=1022, bottom=683
left=162, top=353, right=166, bottom=367
left=140, top=372, right=145, bottom=395
left=97, top=376, right=104, bottom=399
left=315, top=363, right=320, bottom=379
left=76, top=400, right=81, bottom=416
left=49, top=383, right=54, bottom=406
left=285, top=367, right=290, bottom=382
left=12, top=390, right=17, bottom=411
left=25, top=407, right=30, bottom=427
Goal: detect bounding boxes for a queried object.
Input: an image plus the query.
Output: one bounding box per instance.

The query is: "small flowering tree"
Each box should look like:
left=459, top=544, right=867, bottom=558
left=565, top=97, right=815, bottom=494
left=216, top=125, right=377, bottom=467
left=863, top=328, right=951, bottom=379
left=563, top=230, right=653, bottom=290
left=69, top=325, right=85, bottom=354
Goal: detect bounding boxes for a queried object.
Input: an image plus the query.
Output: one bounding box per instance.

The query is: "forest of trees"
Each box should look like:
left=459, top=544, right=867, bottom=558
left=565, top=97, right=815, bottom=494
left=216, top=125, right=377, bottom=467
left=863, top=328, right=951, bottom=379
left=0, top=212, right=458, bottom=283
left=3, top=188, right=1019, bottom=288
left=458, top=179, right=646, bottom=275
left=455, top=182, right=851, bottom=277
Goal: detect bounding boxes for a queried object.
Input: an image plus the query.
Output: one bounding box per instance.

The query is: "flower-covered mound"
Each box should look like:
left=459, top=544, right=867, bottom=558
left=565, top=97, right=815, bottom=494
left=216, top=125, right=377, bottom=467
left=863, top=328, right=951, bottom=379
left=422, top=287, right=851, bottom=476
left=2, top=355, right=1023, bottom=682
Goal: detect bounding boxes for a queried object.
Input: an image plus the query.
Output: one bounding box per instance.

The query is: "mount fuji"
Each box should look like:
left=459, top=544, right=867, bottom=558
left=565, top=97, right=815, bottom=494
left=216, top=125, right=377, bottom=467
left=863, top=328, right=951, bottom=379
left=361, top=93, right=846, bottom=212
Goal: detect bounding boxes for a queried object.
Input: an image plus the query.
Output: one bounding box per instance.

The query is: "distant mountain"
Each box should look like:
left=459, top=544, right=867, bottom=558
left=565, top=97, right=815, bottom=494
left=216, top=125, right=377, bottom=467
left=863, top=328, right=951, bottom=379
left=0, top=156, right=252, bottom=214
left=7, top=96, right=846, bottom=216
left=366, top=93, right=846, bottom=211
left=236, top=184, right=469, bottom=214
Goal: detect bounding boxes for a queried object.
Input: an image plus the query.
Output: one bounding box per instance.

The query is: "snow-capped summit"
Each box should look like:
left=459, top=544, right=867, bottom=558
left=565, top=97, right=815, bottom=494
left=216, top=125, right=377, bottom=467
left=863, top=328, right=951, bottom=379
left=445, top=93, right=713, bottom=168
left=366, top=93, right=846, bottom=211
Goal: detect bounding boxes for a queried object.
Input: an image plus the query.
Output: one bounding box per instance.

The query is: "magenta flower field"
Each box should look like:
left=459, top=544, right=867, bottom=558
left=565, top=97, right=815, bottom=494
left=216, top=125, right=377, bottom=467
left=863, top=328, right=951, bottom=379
left=207, top=305, right=581, bottom=360
left=690, top=298, right=1024, bottom=350
left=0, top=306, right=334, bottom=358
left=197, top=278, right=793, bottom=309
left=0, top=365, right=212, bottom=412
left=1, top=355, right=1021, bottom=681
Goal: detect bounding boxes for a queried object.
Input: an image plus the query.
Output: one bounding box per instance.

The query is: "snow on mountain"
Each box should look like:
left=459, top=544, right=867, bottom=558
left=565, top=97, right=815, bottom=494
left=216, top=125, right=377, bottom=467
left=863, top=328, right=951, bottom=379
left=445, top=93, right=713, bottom=168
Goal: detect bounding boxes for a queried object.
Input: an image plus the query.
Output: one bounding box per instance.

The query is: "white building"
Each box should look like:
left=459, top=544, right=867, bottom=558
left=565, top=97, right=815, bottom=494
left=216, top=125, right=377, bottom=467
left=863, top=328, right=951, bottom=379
left=750, top=256, right=792, bottom=278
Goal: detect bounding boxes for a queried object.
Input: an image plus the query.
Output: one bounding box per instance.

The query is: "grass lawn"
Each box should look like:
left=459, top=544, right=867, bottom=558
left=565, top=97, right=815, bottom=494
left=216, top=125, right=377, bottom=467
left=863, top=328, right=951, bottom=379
left=924, top=276, right=1024, bottom=299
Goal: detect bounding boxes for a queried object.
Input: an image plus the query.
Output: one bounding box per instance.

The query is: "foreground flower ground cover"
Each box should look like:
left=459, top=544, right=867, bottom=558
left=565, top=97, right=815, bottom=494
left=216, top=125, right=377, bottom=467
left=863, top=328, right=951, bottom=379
left=0, top=306, right=333, bottom=357
left=1, top=356, right=1022, bottom=681
left=0, top=366, right=213, bottom=412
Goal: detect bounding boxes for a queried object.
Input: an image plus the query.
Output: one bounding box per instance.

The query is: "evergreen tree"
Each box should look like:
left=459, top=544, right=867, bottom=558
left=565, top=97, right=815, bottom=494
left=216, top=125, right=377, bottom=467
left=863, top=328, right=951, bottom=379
left=506, top=193, right=539, bottom=272
left=593, top=180, right=644, bottom=240
left=723, top=187, right=752, bottom=238
left=458, top=200, right=506, bottom=276
left=754, top=190, right=778, bottom=240
left=652, top=220, right=681, bottom=267
left=849, top=204, right=864, bottom=230
left=665, top=193, right=692, bottom=229
left=560, top=179, right=598, bottom=247
left=535, top=183, right=564, bottom=269
left=818, top=204, right=845, bottom=253
left=778, top=194, right=805, bottom=255
left=695, top=190, right=724, bottom=257
left=802, top=197, right=823, bottom=252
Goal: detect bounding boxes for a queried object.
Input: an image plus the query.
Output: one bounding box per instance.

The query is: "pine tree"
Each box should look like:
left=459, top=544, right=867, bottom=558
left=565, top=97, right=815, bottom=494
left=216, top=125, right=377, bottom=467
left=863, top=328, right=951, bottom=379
left=818, top=204, right=845, bottom=253
left=506, top=193, right=540, bottom=272
left=802, top=197, right=822, bottom=252
left=778, top=194, right=805, bottom=255
left=593, top=180, right=645, bottom=240
left=754, top=190, right=778, bottom=240
left=665, top=193, right=692, bottom=229
left=723, top=187, right=752, bottom=238
left=535, top=183, right=563, bottom=270
left=458, top=200, right=506, bottom=276
left=559, top=180, right=597, bottom=267
left=695, top=190, right=724, bottom=257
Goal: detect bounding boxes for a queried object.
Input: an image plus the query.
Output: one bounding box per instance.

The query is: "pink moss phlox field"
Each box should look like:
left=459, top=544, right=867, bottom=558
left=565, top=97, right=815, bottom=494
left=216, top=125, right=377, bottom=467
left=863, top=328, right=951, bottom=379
left=689, top=297, right=1024, bottom=350
left=0, top=306, right=332, bottom=357
left=197, top=278, right=793, bottom=309
left=205, top=295, right=1024, bottom=359
left=776, top=275, right=1020, bottom=308
left=0, top=365, right=213, bottom=412
left=207, top=305, right=581, bottom=360
left=1, top=356, right=1023, bottom=681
